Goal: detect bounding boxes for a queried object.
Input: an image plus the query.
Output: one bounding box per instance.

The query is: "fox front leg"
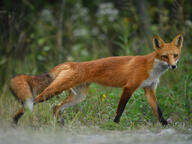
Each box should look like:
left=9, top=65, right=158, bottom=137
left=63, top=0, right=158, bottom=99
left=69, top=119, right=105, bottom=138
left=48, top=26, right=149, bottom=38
left=114, top=86, right=137, bottom=123
left=144, top=87, right=168, bottom=125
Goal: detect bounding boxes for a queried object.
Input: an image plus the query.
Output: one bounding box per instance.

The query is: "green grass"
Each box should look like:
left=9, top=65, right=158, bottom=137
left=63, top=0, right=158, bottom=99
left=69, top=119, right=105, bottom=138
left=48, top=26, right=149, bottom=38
left=0, top=81, right=191, bottom=130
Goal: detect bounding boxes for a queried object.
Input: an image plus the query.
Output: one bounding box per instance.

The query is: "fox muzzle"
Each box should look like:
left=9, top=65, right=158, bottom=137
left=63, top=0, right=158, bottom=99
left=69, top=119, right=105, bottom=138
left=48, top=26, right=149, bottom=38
left=169, top=65, right=177, bottom=69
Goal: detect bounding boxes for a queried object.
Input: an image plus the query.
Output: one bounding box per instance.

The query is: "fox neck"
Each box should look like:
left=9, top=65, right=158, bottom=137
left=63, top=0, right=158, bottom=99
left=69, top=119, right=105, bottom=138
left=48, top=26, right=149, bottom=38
left=140, top=52, right=169, bottom=89
left=149, top=52, right=170, bottom=79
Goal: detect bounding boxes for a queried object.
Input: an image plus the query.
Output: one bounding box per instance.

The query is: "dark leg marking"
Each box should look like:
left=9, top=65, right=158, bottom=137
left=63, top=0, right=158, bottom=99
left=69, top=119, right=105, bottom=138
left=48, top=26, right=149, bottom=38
left=114, top=99, right=129, bottom=123
left=157, top=105, right=168, bottom=125
left=114, top=88, right=133, bottom=123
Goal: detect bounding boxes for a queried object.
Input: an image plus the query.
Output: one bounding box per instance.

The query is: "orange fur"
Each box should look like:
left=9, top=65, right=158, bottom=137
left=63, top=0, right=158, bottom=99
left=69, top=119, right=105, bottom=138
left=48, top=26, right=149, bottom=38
left=10, top=33, right=183, bottom=125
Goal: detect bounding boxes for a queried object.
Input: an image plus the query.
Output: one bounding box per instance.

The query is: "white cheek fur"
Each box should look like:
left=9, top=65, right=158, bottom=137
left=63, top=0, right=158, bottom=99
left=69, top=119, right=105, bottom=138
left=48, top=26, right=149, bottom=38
left=154, top=59, right=168, bottom=65
left=176, top=59, right=179, bottom=64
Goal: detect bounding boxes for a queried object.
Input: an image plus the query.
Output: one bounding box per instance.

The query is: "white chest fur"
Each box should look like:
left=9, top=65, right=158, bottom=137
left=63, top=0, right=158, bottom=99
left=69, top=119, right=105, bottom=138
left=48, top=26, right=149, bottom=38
left=139, top=59, right=169, bottom=89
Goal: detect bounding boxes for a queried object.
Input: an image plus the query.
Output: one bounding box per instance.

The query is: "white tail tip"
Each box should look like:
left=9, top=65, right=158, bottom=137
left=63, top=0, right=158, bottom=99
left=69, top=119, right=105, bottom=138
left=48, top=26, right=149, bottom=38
left=24, top=98, right=34, bottom=112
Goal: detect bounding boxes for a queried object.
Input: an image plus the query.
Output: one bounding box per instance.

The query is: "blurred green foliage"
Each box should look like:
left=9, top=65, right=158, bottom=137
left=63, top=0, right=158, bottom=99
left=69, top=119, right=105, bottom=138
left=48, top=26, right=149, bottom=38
left=0, top=0, right=192, bottom=128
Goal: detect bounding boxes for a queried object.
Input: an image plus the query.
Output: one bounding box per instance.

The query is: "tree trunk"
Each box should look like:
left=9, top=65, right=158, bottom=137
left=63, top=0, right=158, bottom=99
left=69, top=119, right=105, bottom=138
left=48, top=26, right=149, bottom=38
left=57, top=0, right=65, bottom=63
left=134, top=0, right=152, bottom=51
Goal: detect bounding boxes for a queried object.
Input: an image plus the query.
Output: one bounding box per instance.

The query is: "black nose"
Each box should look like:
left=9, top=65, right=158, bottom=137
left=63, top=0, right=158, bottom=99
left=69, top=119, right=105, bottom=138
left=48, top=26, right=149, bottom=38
left=171, top=65, right=177, bottom=69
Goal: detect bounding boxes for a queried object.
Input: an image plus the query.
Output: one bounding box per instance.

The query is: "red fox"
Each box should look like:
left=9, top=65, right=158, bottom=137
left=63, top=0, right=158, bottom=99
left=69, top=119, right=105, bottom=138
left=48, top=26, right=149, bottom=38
left=10, top=33, right=183, bottom=125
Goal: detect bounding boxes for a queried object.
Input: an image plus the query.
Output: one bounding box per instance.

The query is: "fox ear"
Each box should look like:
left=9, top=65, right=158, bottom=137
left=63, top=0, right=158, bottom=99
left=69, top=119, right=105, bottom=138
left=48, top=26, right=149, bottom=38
left=152, top=35, right=165, bottom=50
left=172, top=33, right=183, bottom=48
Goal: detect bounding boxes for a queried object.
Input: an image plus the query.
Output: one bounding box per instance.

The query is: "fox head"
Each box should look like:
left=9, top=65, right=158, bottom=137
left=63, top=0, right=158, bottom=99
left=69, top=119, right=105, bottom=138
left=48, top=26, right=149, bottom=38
left=152, top=33, right=183, bottom=69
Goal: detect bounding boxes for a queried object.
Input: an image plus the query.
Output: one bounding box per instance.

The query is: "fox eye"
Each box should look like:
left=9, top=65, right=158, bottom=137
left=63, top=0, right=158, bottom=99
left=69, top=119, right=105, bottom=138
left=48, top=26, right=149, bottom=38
left=174, top=54, right=178, bottom=58
left=161, top=55, right=168, bottom=59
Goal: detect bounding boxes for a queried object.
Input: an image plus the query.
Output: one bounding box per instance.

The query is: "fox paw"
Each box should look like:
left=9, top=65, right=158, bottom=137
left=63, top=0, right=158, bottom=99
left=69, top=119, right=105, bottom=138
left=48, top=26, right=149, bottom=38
left=167, top=118, right=173, bottom=124
left=58, top=118, right=65, bottom=126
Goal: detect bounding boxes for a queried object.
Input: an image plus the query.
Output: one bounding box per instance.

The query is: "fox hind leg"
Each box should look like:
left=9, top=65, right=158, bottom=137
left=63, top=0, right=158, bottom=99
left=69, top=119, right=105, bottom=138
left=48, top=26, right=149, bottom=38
left=53, top=83, right=90, bottom=125
left=34, top=70, right=78, bottom=104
